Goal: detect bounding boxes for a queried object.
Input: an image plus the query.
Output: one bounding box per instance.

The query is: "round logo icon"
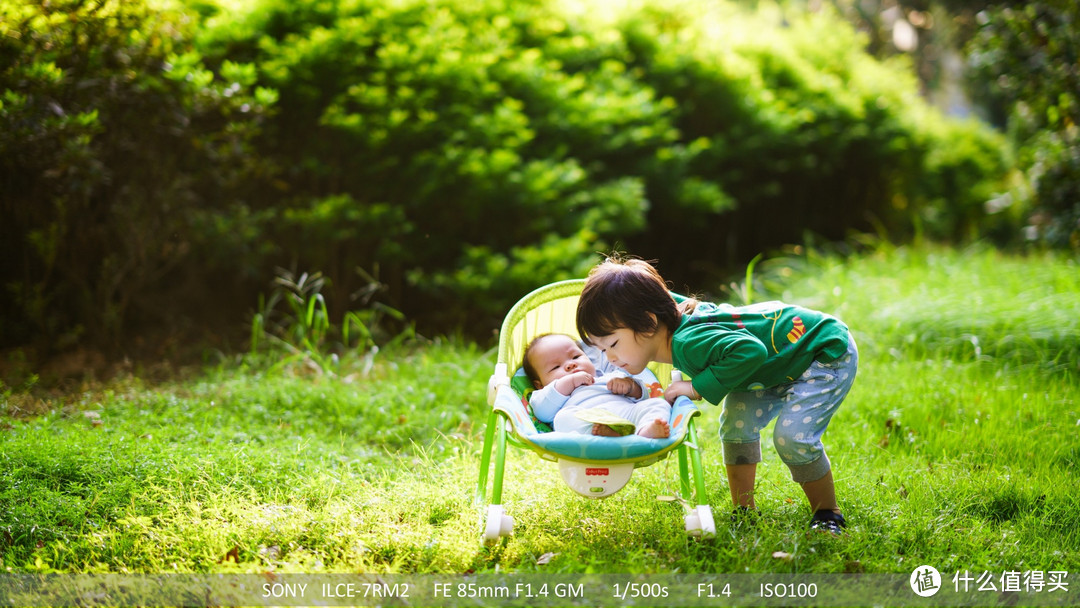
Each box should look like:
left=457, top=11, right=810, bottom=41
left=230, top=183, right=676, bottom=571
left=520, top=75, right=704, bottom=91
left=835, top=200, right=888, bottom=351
left=910, top=565, right=942, bottom=597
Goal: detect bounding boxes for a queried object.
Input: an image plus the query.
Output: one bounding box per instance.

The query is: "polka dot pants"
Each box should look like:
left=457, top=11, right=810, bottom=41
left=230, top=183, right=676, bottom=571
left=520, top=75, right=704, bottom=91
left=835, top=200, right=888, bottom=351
left=720, top=334, right=858, bottom=483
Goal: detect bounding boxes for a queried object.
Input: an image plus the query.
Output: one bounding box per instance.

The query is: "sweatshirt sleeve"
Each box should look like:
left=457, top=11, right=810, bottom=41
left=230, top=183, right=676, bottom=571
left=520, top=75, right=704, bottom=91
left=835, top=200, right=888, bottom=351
left=529, top=383, right=570, bottom=423
left=681, top=328, right=769, bottom=403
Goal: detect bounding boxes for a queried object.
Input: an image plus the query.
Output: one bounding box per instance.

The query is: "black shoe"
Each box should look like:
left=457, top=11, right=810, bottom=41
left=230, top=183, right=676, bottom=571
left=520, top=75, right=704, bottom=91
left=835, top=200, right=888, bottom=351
left=730, top=506, right=760, bottom=527
left=809, top=509, right=846, bottom=535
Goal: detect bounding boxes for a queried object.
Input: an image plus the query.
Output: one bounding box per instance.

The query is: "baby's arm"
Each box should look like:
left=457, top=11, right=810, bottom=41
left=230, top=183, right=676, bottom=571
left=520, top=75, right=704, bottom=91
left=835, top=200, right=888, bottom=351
left=529, top=384, right=568, bottom=423
left=555, top=370, right=594, bottom=395
left=530, top=371, right=594, bottom=423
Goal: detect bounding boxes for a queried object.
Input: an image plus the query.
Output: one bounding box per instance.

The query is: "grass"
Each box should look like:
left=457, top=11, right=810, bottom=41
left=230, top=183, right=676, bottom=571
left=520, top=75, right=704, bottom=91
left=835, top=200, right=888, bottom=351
left=1, top=243, right=1078, bottom=576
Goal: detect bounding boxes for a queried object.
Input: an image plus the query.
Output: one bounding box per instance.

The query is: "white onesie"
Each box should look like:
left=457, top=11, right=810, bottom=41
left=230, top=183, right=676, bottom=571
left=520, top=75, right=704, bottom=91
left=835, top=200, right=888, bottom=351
left=529, top=344, right=671, bottom=435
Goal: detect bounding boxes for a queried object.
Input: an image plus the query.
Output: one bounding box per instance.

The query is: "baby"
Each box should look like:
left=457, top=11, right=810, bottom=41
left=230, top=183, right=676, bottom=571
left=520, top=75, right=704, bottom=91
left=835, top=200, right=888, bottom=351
left=522, top=333, right=671, bottom=438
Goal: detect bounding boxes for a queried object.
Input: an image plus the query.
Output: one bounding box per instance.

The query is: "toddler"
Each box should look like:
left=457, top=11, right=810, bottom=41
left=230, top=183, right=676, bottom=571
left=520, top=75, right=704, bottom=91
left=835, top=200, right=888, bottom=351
left=576, top=257, right=858, bottom=534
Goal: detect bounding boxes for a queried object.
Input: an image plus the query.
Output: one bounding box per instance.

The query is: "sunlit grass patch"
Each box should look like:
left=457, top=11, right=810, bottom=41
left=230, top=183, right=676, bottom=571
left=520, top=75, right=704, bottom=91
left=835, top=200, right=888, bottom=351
left=756, top=242, right=1080, bottom=369
left=2, top=243, right=1078, bottom=574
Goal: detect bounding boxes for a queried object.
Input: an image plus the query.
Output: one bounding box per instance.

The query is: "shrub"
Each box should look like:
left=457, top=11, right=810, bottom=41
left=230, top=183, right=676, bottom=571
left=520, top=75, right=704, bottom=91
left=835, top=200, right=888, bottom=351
left=614, top=4, right=1009, bottom=268
left=968, top=0, right=1080, bottom=250
left=0, top=0, right=275, bottom=352
left=193, top=0, right=683, bottom=333
left=195, top=0, right=1008, bottom=335
left=1, top=0, right=1012, bottom=353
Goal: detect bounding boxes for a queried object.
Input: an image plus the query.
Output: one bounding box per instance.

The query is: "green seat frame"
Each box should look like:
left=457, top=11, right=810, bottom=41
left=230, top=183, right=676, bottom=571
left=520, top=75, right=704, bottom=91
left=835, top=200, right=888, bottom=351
left=475, top=279, right=712, bottom=539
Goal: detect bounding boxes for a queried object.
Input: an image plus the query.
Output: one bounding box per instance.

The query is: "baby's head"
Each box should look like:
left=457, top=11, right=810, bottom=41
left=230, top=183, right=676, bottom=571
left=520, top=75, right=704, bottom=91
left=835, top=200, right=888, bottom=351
left=576, top=256, right=680, bottom=343
left=522, top=333, right=596, bottom=389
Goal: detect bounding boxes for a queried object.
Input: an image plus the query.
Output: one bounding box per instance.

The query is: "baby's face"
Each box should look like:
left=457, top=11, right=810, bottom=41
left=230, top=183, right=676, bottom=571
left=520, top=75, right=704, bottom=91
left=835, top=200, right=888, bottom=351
left=529, top=335, right=596, bottom=388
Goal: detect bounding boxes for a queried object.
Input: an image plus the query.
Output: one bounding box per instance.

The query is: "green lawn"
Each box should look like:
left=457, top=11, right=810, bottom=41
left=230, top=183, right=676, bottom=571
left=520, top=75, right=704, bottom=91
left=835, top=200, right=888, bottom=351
left=1, top=243, right=1078, bottom=576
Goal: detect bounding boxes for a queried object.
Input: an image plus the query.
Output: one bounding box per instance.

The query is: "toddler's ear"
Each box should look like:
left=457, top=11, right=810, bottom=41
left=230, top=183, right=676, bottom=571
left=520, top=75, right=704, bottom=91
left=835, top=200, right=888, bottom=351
left=532, top=379, right=543, bottom=390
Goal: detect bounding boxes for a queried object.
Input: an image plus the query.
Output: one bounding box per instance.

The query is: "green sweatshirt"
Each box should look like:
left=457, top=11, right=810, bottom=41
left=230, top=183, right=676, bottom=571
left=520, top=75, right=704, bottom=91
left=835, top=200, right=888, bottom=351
left=670, top=297, right=850, bottom=404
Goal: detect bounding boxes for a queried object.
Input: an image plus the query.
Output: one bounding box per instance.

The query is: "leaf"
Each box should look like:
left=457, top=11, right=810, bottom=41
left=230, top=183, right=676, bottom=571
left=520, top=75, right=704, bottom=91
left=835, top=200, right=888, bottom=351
left=259, top=545, right=280, bottom=560
left=221, top=546, right=241, bottom=564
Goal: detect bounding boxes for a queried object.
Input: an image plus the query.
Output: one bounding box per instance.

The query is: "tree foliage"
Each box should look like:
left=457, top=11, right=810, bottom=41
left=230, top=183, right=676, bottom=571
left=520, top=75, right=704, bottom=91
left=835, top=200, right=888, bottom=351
left=193, top=0, right=1008, bottom=333
left=968, top=0, right=1080, bottom=249
left=0, top=0, right=274, bottom=351
left=0, top=0, right=1011, bottom=354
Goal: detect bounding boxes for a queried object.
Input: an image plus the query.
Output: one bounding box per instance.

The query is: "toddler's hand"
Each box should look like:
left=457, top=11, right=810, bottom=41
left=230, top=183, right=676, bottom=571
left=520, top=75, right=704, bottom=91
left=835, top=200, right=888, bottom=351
left=664, top=380, right=700, bottom=404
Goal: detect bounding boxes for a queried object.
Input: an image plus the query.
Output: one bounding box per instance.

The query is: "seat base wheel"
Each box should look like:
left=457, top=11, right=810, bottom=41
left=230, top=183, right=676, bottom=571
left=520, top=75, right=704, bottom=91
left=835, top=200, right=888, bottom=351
left=483, top=505, right=514, bottom=543
left=685, top=505, right=716, bottom=538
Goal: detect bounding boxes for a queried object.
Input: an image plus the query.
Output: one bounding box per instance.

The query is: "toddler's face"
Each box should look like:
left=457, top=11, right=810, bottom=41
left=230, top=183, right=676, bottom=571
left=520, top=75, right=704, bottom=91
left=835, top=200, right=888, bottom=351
left=529, top=335, right=596, bottom=388
left=587, top=327, right=661, bottom=375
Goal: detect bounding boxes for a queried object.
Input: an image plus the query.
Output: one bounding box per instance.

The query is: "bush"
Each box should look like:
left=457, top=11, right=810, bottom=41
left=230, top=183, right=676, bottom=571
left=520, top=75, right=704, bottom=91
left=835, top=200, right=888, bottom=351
left=195, top=0, right=1008, bottom=335
left=193, top=0, right=682, bottom=333
left=613, top=5, right=1011, bottom=265
left=1, top=0, right=1011, bottom=354
left=0, top=0, right=276, bottom=354
left=968, top=0, right=1080, bottom=249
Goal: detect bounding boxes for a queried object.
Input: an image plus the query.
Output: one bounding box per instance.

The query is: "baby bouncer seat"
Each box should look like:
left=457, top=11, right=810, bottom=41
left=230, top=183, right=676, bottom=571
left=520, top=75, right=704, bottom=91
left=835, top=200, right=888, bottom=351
left=476, top=279, right=715, bottom=543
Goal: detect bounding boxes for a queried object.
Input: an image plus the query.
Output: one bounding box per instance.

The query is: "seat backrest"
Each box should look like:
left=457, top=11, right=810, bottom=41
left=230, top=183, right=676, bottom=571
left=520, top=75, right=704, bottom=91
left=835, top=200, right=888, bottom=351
left=497, top=279, right=676, bottom=387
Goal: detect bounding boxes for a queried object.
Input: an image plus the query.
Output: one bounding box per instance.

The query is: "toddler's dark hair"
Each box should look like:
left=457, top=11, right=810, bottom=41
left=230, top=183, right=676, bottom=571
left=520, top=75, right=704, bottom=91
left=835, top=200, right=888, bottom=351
left=576, top=256, right=686, bottom=342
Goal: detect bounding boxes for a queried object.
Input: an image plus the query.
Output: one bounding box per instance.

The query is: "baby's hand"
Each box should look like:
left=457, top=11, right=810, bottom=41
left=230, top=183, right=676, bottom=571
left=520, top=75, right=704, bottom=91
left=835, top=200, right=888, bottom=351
left=664, top=380, right=700, bottom=404
left=555, top=370, right=594, bottom=395
left=606, top=376, right=642, bottom=398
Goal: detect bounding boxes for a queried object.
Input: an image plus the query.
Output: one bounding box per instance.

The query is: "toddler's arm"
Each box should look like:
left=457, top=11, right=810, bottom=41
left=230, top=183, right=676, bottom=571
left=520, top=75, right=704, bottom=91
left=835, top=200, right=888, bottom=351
left=679, top=327, right=768, bottom=403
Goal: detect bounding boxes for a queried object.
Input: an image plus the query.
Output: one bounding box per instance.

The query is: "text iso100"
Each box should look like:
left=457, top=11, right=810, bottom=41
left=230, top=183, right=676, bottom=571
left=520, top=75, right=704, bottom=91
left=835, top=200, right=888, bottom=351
left=760, top=582, right=818, bottom=598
